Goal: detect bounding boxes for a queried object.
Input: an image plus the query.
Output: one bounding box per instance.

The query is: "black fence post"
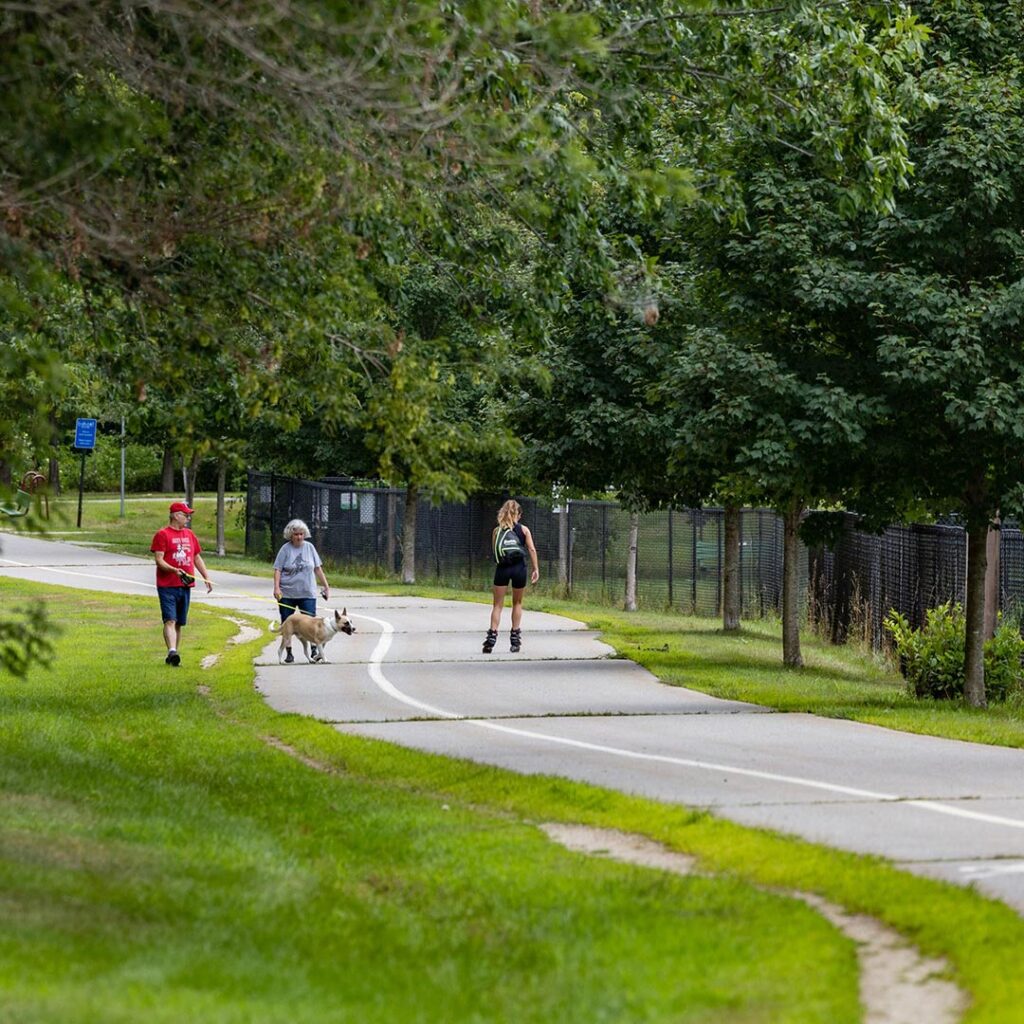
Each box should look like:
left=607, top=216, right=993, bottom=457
left=738, top=511, right=745, bottom=616
left=691, top=511, right=698, bottom=613
left=667, top=509, right=674, bottom=609
left=244, top=470, right=253, bottom=555
left=269, top=472, right=276, bottom=544
left=758, top=512, right=764, bottom=617
left=568, top=501, right=574, bottom=593
left=716, top=510, right=723, bottom=617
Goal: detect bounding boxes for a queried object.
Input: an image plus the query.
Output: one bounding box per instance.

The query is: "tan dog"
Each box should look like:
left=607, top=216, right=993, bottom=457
left=270, top=607, right=355, bottom=664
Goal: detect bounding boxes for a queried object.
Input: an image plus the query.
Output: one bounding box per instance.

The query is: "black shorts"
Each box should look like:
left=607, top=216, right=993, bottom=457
left=493, top=559, right=528, bottom=589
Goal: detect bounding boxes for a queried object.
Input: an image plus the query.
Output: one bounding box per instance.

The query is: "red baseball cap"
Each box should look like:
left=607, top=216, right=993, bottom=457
left=169, top=501, right=194, bottom=515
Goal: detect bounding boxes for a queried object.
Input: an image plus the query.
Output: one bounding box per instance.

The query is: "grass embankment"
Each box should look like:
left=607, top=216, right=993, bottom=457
left=1, top=579, right=858, bottom=1023
left=4, top=578, right=1024, bottom=1022
left=25, top=492, right=248, bottom=563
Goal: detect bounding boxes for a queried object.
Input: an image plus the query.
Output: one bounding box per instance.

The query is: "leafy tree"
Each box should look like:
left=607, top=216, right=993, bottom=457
left=663, top=2, right=1024, bottom=695
left=816, top=0, right=1024, bottom=705
left=360, top=261, right=521, bottom=582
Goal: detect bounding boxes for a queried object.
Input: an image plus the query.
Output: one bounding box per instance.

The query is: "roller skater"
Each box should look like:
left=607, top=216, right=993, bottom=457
left=482, top=499, right=539, bottom=655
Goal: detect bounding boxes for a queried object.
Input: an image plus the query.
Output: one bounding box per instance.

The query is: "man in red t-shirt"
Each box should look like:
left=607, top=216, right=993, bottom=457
left=151, top=501, right=214, bottom=666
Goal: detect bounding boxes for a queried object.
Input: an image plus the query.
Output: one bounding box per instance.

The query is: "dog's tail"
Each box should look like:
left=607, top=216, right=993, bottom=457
left=269, top=620, right=281, bottom=633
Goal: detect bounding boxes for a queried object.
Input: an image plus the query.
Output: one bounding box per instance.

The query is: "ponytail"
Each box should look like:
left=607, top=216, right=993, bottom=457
left=497, top=500, right=521, bottom=530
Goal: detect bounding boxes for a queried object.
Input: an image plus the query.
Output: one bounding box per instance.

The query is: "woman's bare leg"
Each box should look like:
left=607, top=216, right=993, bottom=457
left=489, top=586, right=507, bottom=630
left=511, top=587, right=526, bottom=629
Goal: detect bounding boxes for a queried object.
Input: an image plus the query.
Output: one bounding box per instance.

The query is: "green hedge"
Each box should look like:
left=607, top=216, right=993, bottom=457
left=58, top=439, right=164, bottom=492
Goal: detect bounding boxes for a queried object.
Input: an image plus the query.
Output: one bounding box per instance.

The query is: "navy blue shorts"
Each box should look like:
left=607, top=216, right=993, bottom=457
left=493, top=559, right=528, bottom=589
left=158, top=586, right=191, bottom=626
left=280, top=597, right=316, bottom=622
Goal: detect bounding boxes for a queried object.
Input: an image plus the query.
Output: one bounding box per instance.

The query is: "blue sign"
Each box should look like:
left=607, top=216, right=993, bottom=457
left=74, top=418, right=97, bottom=450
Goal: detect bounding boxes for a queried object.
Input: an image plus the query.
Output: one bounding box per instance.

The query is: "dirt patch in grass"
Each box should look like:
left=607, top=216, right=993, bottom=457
left=542, top=823, right=969, bottom=1024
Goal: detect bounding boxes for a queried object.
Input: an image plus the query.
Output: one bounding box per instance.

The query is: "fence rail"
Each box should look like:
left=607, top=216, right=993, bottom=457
left=246, top=473, right=1024, bottom=643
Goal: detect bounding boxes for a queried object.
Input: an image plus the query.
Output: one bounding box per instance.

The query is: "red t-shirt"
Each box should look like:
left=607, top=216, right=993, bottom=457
left=151, top=526, right=202, bottom=588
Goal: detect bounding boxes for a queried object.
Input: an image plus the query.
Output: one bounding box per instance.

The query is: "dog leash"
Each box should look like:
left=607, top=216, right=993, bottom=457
left=175, top=569, right=325, bottom=617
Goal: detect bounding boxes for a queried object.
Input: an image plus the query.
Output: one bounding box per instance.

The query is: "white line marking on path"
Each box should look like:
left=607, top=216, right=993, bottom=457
left=0, top=557, right=154, bottom=590
left=355, top=611, right=1024, bottom=834
left=6, top=554, right=1024, bottom=837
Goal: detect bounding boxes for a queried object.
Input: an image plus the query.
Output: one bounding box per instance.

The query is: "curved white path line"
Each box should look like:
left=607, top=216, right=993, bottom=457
left=6, top=551, right=1024, bottom=836
left=355, top=611, right=1024, bottom=833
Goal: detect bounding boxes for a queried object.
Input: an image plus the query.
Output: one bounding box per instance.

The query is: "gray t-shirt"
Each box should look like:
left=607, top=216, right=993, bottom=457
left=274, top=540, right=322, bottom=598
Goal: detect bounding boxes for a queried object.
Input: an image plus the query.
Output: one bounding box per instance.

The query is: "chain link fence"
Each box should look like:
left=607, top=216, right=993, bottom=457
left=246, top=472, right=788, bottom=617
left=246, top=473, right=1024, bottom=640
left=810, top=514, right=1024, bottom=646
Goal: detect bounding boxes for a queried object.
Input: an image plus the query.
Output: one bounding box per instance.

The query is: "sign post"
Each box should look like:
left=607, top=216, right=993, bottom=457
left=72, top=418, right=97, bottom=528
left=119, top=417, right=126, bottom=519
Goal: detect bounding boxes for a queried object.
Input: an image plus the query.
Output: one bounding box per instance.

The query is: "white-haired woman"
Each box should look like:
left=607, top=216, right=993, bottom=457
left=483, top=499, right=539, bottom=654
left=273, top=519, right=331, bottom=663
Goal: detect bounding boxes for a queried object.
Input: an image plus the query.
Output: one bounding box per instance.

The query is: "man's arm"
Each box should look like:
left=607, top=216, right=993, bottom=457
left=153, top=551, right=175, bottom=574
left=193, top=554, right=214, bottom=592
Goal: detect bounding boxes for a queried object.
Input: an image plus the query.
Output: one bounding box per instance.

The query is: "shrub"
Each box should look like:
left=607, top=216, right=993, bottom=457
left=883, top=602, right=1024, bottom=702
left=58, top=440, right=163, bottom=492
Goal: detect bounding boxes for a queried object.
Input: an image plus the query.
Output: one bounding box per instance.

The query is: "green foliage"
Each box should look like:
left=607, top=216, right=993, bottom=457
left=884, top=603, right=1024, bottom=702
left=57, top=441, right=163, bottom=492
left=0, top=600, right=54, bottom=677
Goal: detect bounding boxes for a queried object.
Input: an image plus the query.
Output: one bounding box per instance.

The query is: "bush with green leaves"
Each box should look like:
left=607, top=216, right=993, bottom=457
left=884, top=602, right=1024, bottom=702
left=58, top=439, right=163, bottom=492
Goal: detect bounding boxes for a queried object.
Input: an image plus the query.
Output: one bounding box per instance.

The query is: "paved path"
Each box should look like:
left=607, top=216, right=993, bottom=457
left=5, top=533, right=1024, bottom=912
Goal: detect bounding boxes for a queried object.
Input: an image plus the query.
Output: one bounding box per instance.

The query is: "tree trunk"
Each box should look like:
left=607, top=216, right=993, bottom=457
left=624, top=511, right=639, bottom=612
left=216, top=455, right=227, bottom=556
left=722, top=504, right=741, bottom=631
left=161, top=448, right=175, bottom=492
left=782, top=500, right=804, bottom=668
left=401, top=483, right=418, bottom=584
left=48, top=456, right=61, bottom=496
left=185, top=453, right=200, bottom=507
left=964, top=518, right=989, bottom=708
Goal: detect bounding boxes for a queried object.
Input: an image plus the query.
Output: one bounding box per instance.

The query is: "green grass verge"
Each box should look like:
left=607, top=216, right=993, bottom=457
left=7, top=493, right=248, bottom=563
left=1, top=578, right=862, bottom=1023
left=5, top=576, right=1024, bottom=1022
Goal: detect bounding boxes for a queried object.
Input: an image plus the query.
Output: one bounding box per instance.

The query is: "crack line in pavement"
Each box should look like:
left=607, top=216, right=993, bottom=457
left=319, top=709, right=765, bottom=725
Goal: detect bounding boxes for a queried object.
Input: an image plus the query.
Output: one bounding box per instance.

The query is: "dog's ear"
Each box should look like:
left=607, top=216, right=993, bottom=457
left=342, top=607, right=347, bottom=616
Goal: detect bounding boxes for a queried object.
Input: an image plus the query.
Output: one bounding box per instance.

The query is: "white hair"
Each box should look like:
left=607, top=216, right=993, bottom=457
left=283, top=519, right=310, bottom=540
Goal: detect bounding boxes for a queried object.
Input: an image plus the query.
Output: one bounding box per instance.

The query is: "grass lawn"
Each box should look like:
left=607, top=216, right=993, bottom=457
left=3, top=579, right=1024, bottom=1022
left=1, top=579, right=864, bottom=1024
left=28, top=492, right=248, bottom=562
